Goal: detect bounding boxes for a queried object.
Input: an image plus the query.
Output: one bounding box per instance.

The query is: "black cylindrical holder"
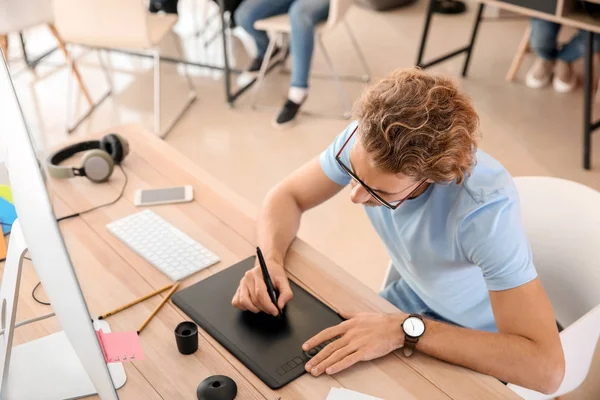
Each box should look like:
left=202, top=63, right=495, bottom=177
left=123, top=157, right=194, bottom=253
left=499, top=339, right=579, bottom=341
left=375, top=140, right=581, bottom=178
left=197, top=375, right=237, bottom=400
left=175, top=321, right=198, bottom=355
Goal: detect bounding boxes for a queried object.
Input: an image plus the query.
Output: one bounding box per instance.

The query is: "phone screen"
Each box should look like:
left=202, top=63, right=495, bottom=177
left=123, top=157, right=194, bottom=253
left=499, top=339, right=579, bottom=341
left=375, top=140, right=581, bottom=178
left=140, top=187, right=186, bottom=204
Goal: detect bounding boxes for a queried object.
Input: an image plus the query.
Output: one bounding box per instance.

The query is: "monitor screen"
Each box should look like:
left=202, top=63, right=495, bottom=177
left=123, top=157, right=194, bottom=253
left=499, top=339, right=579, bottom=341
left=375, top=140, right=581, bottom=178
left=0, top=49, right=120, bottom=399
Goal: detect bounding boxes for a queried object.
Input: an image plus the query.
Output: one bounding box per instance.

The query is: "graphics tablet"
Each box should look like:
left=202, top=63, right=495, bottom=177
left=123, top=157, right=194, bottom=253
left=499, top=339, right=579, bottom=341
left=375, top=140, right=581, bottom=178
left=172, top=256, right=344, bottom=389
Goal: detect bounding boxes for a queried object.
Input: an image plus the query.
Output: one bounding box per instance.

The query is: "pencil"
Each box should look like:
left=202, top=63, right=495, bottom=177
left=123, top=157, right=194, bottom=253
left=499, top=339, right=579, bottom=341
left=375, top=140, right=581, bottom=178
left=137, top=283, right=180, bottom=335
left=98, top=284, right=174, bottom=320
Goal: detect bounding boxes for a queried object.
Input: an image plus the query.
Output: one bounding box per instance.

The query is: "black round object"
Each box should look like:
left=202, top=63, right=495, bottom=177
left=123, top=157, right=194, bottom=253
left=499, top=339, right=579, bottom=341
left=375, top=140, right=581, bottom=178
left=433, top=0, right=467, bottom=14
left=197, top=375, right=237, bottom=400
left=174, top=321, right=198, bottom=355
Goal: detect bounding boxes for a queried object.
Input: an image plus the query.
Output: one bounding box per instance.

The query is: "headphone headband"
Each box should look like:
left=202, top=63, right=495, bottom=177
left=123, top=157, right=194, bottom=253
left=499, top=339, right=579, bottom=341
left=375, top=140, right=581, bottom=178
left=47, top=141, right=102, bottom=179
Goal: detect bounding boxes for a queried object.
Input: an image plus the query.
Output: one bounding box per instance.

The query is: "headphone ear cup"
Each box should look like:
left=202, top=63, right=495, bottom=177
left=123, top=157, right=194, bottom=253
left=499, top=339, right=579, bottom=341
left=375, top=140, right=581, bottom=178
left=100, top=134, right=126, bottom=164
left=81, top=150, right=114, bottom=183
left=112, top=133, right=129, bottom=160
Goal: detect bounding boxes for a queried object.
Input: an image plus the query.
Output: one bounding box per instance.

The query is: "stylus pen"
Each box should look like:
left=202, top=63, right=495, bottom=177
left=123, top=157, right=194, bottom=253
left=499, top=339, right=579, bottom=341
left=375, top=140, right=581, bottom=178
left=256, top=247, right=281, bottom=317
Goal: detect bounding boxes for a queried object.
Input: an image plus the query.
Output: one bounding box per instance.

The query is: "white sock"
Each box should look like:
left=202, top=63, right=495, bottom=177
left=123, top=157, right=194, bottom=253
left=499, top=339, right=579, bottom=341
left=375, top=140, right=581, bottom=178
left=288, top=87, right=308, bottom=104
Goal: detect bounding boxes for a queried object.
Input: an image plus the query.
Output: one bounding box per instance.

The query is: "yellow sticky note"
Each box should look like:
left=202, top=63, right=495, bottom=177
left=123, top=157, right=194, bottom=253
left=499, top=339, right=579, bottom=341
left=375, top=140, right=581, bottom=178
left=0, top=185, right=13, bottom=204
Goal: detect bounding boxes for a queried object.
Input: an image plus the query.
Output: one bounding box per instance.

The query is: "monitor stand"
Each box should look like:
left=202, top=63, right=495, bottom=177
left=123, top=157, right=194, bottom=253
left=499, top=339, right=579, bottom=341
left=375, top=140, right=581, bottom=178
left=0, top=220, right=126, bottom=399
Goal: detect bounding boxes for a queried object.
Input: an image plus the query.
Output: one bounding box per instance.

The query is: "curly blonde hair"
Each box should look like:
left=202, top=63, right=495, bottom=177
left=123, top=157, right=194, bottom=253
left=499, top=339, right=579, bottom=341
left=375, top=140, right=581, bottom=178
left=353, top=68, right=479, bottom=184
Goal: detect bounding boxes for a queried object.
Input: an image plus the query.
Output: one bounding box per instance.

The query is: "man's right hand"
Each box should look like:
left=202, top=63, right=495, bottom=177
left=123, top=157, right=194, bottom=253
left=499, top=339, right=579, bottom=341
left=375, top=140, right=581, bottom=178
left=231, top=260, right=294, bottom=316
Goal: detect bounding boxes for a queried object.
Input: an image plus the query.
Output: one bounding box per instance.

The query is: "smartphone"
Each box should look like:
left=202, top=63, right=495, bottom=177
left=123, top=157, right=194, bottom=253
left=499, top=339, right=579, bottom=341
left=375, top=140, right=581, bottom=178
left=134, top=185, right=193, bottom=206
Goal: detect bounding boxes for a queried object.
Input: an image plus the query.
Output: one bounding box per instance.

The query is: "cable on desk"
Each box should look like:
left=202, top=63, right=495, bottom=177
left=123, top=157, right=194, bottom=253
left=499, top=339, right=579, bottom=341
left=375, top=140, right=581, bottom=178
left=57, top=165, right=128, bottom=222
left=31, top=166, right=129, bottom=305
left=23, top=256, right=50, bottom=306
left=32, top=281, right=51, bottom=306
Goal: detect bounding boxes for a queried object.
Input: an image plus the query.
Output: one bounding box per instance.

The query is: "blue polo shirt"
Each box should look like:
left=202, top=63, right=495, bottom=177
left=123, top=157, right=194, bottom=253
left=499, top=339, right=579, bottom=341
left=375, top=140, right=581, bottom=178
left=320, top=122, right=537, bottom=332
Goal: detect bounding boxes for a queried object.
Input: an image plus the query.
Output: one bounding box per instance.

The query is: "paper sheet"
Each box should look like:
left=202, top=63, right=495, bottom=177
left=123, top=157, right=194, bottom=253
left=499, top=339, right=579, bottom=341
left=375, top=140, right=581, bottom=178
left=0, top=185, right=13, bottom=204
left=326, top=387, right=383, bottom=400
left=96, top=329, right=146, bottom=363
left=0, top=196, right=16, bottom=234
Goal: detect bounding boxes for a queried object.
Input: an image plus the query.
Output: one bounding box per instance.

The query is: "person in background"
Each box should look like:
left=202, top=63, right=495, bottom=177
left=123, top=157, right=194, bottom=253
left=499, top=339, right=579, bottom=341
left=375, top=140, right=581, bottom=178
left=235, top=0, right=330, bottom=128
left=526, top=18, right=600, bottom=93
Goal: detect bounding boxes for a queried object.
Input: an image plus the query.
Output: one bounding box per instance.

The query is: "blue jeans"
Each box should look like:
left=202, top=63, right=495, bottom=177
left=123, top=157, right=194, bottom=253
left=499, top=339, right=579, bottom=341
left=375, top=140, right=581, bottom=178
left=380, top=279, right=458, bottom=326
left=234, top=0, right=330, bottom=89
left=530, top=18, right=600, bottom=62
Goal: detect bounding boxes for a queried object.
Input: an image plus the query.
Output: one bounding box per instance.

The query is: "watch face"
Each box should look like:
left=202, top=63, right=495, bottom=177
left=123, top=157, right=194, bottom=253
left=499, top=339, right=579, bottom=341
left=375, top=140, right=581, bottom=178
left=403, top=317, right=425, bottom=337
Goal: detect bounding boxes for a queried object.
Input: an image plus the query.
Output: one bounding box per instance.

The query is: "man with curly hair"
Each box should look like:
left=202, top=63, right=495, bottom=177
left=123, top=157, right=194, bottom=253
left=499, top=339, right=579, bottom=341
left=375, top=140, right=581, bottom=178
left=232, top=68, right=565, bottom=393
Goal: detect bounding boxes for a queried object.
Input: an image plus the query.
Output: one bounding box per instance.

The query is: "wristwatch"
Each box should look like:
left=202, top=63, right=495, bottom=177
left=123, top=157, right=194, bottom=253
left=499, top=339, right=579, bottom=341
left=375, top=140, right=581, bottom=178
left=402, top=314, right=425, bottom=357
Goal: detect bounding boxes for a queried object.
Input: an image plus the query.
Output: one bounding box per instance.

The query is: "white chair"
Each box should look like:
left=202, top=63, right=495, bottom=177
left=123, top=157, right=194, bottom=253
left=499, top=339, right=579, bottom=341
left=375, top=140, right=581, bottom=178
left=52, top=0, right=197, bottom=138
left=507, top=177, right=600, bottom=399
left=250, top=0, right=370, bottom=119
left=379, top=177, right=600, bottom=399
left=0, top=0, right=94, bottom=128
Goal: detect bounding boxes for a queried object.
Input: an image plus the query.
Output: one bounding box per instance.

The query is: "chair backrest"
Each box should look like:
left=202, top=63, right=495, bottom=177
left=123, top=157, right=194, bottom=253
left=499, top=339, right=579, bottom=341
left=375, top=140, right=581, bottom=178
left=508, top=304, right=600, bottom=399
left=325, top=0, right=354, bottom=30
left=513, top=176, right=600, bottom=327
left=0, top=0, right=54, bottom=34
left=506, top=177, right=600, bottom=399
left=51, top=0, right=152, bottom=49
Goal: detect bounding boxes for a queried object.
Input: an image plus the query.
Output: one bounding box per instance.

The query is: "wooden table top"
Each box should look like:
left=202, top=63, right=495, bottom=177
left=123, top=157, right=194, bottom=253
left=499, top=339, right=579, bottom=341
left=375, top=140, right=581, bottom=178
left=9, top=125, right=519, bottom=399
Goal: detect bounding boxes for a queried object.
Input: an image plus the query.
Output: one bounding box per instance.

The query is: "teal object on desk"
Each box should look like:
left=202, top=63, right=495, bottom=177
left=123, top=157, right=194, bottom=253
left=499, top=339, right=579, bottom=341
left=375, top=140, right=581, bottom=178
left=0, top=197, right=17, bottom=234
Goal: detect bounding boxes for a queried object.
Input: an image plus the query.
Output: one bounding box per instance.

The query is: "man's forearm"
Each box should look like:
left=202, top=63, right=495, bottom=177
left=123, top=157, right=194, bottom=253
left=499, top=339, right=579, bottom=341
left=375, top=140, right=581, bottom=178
left=415, top=318, right=564, bottom=394
left=257, top=187, right=302, bottom=265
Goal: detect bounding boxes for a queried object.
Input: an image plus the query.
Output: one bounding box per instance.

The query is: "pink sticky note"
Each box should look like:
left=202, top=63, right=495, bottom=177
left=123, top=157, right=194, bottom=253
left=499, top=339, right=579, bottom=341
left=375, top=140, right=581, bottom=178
left=96, top=329, right=146, bottom=363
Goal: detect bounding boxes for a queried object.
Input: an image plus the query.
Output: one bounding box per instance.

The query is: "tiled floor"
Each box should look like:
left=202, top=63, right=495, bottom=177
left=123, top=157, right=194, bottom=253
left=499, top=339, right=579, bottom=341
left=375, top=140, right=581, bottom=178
left=4, top=2, right=600, bottom=397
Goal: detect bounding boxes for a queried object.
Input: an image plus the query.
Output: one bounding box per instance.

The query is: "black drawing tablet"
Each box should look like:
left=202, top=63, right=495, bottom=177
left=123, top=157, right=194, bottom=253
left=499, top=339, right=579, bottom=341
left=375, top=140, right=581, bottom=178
left=172, top=256, right=344, bottom=389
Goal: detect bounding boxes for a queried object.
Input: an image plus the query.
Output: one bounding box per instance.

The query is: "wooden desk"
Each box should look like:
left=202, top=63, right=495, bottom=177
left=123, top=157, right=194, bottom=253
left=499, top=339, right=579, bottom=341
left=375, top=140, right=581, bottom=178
left=416, top=0, right=600, bottom=170
left=9, top=125, right=519, bottom=399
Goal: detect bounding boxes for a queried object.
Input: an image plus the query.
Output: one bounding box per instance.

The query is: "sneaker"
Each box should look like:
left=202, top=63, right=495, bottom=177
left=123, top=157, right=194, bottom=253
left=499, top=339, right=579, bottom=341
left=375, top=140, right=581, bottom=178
left=236, top=48, right=281, bottom=87
left=525, top=58, right=554, bottom=89
left=273, top=99, right=303, bottom=128
left=149, top=0, right=178, bottom=14
left=553, top=60, right=577, bottom=93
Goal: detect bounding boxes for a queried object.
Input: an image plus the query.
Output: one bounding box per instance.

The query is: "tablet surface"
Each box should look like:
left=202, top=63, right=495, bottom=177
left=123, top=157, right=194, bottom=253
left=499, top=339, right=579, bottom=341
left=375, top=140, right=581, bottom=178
left=172, top=256, right=344, bottom=389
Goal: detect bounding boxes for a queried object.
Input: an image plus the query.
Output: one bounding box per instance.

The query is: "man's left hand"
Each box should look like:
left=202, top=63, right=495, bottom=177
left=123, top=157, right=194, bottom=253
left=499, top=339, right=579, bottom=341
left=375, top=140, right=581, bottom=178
left=302, top=311, right=407, bottom=376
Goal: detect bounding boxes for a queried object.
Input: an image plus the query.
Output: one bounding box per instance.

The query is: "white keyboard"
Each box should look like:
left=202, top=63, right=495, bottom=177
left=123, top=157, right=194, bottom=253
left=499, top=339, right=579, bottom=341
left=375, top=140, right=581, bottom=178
left=106, top=209, right=220, bottom=281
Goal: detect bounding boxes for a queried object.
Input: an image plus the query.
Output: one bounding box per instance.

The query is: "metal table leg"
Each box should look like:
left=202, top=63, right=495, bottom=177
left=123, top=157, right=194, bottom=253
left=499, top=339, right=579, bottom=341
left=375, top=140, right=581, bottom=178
left=217, top=0, right=233, bottom=105
left=416, top=0, right=436, bottom=67
left=18, top=32, right=57, bottom=70
left=584, top=30, right=594, bottom=170
left=416, top=0, right=485, bottom=75
left=462, top=3, right=485, bottom=77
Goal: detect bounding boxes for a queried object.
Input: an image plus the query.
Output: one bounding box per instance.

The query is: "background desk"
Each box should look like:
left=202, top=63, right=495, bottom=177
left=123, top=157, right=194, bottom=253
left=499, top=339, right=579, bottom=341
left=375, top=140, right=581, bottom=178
left=417, top=0, right=600, bottom=170
left=9, top=125, right=518, bottom=399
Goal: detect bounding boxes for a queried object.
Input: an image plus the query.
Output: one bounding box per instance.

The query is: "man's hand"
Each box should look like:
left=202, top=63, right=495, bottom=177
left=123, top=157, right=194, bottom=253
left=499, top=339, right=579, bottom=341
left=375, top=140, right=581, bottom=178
left=302, top=311, right=407, bottom=376
left=231, top=260, right=293, bottom=316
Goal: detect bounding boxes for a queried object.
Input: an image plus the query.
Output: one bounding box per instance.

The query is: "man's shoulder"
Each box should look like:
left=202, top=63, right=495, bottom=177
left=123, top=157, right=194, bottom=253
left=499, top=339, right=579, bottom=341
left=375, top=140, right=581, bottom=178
left=436, top=150, right=519, bottom=225
left=461, top=150, right=517, bottom=206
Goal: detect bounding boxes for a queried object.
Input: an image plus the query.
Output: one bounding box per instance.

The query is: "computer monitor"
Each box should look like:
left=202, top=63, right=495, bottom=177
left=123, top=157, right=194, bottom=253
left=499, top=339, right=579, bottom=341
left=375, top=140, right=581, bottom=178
left=0, top=49, right=122, bottom=399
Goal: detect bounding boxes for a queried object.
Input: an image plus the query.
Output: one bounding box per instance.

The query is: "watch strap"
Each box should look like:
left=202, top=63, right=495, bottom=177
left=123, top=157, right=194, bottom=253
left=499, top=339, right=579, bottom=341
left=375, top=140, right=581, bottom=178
left=403, top=336, right=418, bottom=357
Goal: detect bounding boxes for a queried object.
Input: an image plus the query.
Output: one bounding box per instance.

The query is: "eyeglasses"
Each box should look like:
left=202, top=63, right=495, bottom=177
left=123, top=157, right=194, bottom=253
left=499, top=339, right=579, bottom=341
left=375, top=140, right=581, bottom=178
left=335, top=126, right=428, bottom=210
